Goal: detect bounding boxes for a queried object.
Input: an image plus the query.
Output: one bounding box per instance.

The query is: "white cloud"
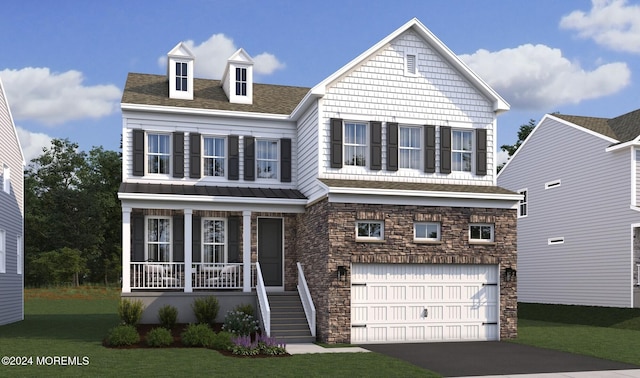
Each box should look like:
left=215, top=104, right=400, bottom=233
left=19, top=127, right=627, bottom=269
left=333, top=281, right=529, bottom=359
left=560, top=0, right=640, bottom=54
left=157, top=33, right=285, bottom=79
left=460, top=44, right=630, bottom=110
left=15, top=126, right=53, bottom=163
left=0, top=68, right=121, bottom=126
left=496, top=149, right=510, bottom=168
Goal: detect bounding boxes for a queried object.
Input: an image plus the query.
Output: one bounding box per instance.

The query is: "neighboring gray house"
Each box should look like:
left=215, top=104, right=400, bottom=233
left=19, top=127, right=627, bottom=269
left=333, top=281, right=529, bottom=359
left=0, top=77, right=25, bottom=325
left=119, top=18, right=520, bottom=344
left=498, top=110, right=640, bottom=308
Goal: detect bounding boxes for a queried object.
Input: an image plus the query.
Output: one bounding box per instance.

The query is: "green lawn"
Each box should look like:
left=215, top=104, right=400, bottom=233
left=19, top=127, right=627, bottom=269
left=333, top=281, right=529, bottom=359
left=0, top=287, right=437, bottom=377
left=515, top=303, right=640, bottom=366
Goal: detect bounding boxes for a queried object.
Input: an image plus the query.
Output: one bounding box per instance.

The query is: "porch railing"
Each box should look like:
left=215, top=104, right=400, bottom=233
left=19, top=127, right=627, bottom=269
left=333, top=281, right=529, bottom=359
left=130, top=262, right=256, bottom=290
left=255, top=262, right=271, bottom=337
left=297, top=262, right=316, bottom=337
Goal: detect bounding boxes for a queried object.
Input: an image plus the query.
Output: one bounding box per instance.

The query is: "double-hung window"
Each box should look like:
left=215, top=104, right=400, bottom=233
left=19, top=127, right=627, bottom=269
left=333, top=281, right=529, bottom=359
left=176, top=62, right=188, bottom=92
left=344, top=122, right=367, bottom=167
left=414, top=222, right=440, bottom=241
left=203, top=137, right=225, bottom=177
left=0, top=230, right=5, bottom=273
left=256, top=139, right=278, bottom=179
left=469, top=223, right=494, bottom=243
left=202, top=219, right=226, bottom=264
left=400, top=126, right=421, bottom=169
left=147, top=133, right=170, bottom=174
left=518, top=189, right=528, bottom=217
left=147, top=217, right=171, bottom=262
left=356, top=221, right=384, bottom=241
left=2, top=164, right=10, bottom=194
left=236, top=67, right=247, bottom=96
left=452, top=130, right=472, bottom=172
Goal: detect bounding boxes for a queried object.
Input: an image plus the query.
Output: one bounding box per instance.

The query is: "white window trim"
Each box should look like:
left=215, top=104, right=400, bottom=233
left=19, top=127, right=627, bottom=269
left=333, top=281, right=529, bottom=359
left=0, top=230, right=5, bottom=273
left=202, top=136, right=226, bottom=178
left=145, top=216, right=172, bottom=262
left=414, top=222, right=441, bottom=242
left=469, top=223, right=494, bottom=243
left=518, top=189, right=528, bottom=218
left=356, top=221, right=384, bottom=242
left=146, top=133, right=172, bottom=176
left=399, top=126, right=422, bottom=170
left=344, top=121, right=369, bottom=168
left=2, top=164, right=10, bottom=194
left=545, top=179, right=561, bottom=189
left=452, top=129, right=473, bottom=173
left=256, top=139, right=279, bottom=181
left=236, top=67, right=248, bottom=96
left=17, top=235, right=22, bottom=275
left=201, top=218, right=227, bottom=264
left=175, top=61, right=189, bottom=92
left=548, top=237, right=565, bottom=245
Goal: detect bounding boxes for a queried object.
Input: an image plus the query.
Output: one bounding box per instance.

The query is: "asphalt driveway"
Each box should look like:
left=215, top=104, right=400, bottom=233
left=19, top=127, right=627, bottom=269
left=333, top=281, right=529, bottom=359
left=363, top=341, right=639, bottom=377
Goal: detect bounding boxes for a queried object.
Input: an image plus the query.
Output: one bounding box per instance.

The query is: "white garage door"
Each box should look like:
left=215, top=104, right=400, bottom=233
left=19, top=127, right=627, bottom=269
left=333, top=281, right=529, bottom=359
left=351, top=264, right=499, bottom=344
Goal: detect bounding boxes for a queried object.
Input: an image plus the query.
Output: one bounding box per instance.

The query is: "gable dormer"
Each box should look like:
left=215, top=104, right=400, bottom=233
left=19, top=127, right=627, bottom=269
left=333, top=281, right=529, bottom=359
left=167, top=42, right=195, bottom=100
left=221, top=48, right=254, bottom=105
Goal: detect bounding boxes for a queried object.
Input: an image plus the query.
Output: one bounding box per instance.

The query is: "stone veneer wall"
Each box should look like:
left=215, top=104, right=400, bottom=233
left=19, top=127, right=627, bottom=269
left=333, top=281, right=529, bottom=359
left=298, top=199, right=518, bottom=344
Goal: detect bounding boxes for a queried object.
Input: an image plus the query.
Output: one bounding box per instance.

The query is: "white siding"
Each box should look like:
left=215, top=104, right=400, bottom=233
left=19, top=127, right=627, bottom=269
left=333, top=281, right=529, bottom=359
left=320, top=30, right=496, bottom=186
left=498, top=117, right=639, bottom=307
left=296, top=103, right=323, bottom=200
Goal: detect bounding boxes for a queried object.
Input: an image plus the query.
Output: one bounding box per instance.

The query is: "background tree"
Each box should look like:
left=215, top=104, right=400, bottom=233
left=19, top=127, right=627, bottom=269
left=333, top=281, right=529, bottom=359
left=497, top=119, right=536, bottom=172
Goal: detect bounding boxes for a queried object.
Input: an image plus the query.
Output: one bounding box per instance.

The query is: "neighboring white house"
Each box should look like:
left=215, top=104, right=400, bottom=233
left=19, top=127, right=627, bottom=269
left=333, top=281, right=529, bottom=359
left=0, top=78, right=25, bottom=325
left=498, top=110, right=640, bottom=308
left=119, top=18, right=520, bottom=344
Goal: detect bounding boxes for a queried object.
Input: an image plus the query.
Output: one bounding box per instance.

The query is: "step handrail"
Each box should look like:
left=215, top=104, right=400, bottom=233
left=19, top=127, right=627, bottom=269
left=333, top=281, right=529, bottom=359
left=297, top=262, right=316, bottom=337
left=255, top=262, right=270, bottom=336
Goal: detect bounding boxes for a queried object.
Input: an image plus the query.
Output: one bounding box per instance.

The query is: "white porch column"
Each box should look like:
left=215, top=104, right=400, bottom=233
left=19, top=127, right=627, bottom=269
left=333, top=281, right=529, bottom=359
left=184, top=209, right=193, bottom=293
left=122, top=207, right=131, bottom=293
left=242, top=210, right=252, bottom=292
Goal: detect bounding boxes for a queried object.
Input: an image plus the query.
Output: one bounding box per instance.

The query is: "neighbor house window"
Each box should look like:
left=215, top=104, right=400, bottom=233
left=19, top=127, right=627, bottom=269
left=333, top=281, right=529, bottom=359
left=344, top=122, right=367, bottom=167
left=356, top=221, right=384, bottom=241
left=202, top=219, right=226, bottom=264
left=545, top=179, right=561, bottom=189
left=518, top=189, right=528, bottom=218
left=176, top=62, right=188, bottom=91
left=470, top=223, right=494, bottom=242
left=147, top=133, right=170, bottom=174
left=452, top=130, right=472, bottom=172
left=236, top=67, right=247, bottom=96
left=0, top=230, right=5, bottom=273
left=2, top=164, right=10, bottom=194
left=256, top=139, right=278, bottom=179
left=400, top=126, right=421, bottom=169
left=414, top=222, right=440, bottom=241
left=147, top=217, right=171, bottom=262
left=17, top=236, right=22, bottom=275
left=548, top=237, right=564, bottom=245
left=203, top=137, right=225, bottom=177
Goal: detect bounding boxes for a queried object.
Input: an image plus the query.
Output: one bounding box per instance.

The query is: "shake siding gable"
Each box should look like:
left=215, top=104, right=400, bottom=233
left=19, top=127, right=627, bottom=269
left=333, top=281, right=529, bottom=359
left=498, top=118, right=636, bottom=307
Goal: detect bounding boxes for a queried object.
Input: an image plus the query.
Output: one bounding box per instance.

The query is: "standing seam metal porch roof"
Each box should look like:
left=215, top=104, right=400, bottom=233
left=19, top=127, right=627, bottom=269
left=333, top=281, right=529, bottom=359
left=118, top=182, right=307, bottom=200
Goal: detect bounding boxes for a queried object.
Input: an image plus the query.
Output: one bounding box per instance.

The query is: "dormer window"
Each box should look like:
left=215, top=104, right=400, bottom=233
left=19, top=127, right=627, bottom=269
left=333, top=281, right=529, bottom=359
left=236, top=68, right=247, bottom=96
left=167, top=42, right=194, bottom=100
left=176, top=62, right=189, bottom=92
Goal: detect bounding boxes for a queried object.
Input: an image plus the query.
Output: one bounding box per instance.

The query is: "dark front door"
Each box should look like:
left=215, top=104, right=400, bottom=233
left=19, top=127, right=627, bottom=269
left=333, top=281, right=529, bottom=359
left=258, top=218, right=283, bottom=287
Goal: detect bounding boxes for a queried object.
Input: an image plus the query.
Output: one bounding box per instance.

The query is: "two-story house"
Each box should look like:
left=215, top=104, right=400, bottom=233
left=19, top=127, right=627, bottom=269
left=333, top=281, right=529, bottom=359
left=0, top=77, right=25, bottom=326
left=119, top=18, right=520, bottom=344
left=498, top=111, right=640, bottom=309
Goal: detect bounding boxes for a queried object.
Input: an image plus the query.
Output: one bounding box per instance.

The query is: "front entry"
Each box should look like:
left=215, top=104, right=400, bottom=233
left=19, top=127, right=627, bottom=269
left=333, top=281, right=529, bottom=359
left=258, top=218, right=283, bottom=289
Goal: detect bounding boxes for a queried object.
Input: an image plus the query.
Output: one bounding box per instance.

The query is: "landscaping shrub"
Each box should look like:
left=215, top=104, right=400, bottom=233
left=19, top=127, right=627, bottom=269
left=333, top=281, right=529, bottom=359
left=158, top=305, right=178, bottom=330
left=222, top=310, right=259, bottom=336
left=118, top=299, right=144, bottom=326
left=146, top=327, right=173, bottom=347
left=181, top=323, right=216, bottom=347
left=211, top=331, right=233, bottom=351
left=234, top=303, right=254, bottom=317
left=256, top=334, right=287, bottom=355
left=105, top=324, right=140, bottom=347
left=192, top=296, right=220, bottom=327
left=230, top=335, right=259, bottom=356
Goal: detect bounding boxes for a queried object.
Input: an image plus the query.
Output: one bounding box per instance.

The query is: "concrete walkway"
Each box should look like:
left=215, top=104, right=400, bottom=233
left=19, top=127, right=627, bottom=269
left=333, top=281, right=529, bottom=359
left=455, top=371, right=640, bottom=378
left=286, top=343, right=370, bottom=354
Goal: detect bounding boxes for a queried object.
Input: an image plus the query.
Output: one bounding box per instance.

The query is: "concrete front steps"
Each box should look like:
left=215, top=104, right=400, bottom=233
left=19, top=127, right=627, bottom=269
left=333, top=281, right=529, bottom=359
left=267, top=292, right=315, bottom=344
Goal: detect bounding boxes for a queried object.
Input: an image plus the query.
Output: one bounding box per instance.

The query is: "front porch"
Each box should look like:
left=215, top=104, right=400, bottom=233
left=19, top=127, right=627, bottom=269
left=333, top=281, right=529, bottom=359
left=128, top=262, right=258, bottom=291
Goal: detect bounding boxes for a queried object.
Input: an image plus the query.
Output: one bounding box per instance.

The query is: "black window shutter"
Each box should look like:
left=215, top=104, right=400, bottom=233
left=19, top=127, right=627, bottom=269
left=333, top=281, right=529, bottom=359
left=192, top=216, right=201, bottom=263
left=173, top=132, right=184, bottom=178
left=370, top=121, right=382, bottom=171
left=476, top=129, right=488, bottom=176
left=386, top=122, right=398, bottom=171
left=440, top=126, right=452, bottom=174
left=280, top=138, right=292, bottom=182
left=330, top=118, right=343, bottom=168
left=189, top=133, right=201, bottom=179
left=228, top=135, right=239, bottom=180
left=173, top=215, right=184, bottom=262
left=244, top=136, right=255, bottom=181
left=228, top=216, right=241, bottom=263
left=132, top=129, right=145, bottom=176
left=424, top=125, right=436, bottom=173
left=132, top=214, right=145, bottom=261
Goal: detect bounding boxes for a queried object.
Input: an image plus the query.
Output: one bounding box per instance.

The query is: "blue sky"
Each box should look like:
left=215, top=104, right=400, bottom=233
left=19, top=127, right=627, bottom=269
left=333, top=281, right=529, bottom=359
left=1, top=0, right=639, bottom=164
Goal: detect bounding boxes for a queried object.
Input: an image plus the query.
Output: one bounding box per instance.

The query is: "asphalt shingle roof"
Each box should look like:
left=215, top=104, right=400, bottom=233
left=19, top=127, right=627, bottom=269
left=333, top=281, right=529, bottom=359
left=555, top=108, right=640, bottom=143
left=121, top=73, right=310, bottom=115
